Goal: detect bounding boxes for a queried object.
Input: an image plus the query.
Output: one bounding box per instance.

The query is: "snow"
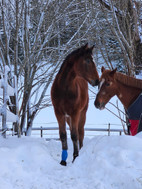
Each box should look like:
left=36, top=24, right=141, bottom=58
left=0, top=134, right=142, bottom=189
left=4, top=65, right=10, bottom=73
left=0, top=111, right=17, bottom=123
left=0, top=66, right=17, bottom=123
left=137, top=74, right=142, bottom=80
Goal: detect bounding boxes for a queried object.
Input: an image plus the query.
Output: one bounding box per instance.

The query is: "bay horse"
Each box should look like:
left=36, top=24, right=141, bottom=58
left=94, top=66, right=142, bottom=136
left=51, top=44, right=99, bottom=166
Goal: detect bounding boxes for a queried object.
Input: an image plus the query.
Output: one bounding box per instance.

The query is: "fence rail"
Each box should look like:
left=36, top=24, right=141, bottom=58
left=32, top=123, right=124, bottom=138
left=0, top=123, right=124, bottom=138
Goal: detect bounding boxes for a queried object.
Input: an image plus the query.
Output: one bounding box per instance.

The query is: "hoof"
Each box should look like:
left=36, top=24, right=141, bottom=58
left=72, top=154, right=78, bottom=163
left=60, top=160, right=67, bottom=166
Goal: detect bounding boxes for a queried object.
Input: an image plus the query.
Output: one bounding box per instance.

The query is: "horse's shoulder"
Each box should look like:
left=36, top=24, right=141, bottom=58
left=75, top=76, right=88, bottom=85
left=78, top=78, right=88, bottom=92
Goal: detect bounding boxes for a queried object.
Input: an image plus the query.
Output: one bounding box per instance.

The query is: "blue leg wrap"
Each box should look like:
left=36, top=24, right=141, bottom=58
left=62, top=150, right=68, bottom=161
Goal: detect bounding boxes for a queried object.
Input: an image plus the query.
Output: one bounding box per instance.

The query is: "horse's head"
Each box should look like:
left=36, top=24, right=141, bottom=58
left=94, top=66, right=117, bottom=110
left=74, top=43, right=99, bottom=86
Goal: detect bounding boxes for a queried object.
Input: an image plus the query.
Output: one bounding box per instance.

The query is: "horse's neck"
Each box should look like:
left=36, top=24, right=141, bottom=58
left=116, top=81, right=141, bottom=109
left=58, top=68, right=76, bottom=88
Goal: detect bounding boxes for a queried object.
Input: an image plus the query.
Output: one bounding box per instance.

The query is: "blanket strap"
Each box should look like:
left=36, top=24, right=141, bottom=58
left=137, top=114, right=142, bottom=133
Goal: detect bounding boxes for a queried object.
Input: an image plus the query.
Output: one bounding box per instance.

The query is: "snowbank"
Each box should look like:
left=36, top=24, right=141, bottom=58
left=0, top=134, right=142, bottom=189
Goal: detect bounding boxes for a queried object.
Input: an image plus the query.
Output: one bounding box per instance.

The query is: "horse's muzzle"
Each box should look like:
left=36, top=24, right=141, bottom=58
left=91, top=79, right=99, bottom=87
left=94, top=100, right=105, bottom=110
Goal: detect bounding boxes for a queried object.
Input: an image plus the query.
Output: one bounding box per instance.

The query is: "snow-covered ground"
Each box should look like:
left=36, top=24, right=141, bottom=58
left=0, top=133, right=142, bottom=189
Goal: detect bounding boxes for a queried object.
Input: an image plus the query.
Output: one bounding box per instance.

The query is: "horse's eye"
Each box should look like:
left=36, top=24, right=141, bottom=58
left=86, top=59, right=91, bottom=64
left=105, top=83, right=110, bottom=86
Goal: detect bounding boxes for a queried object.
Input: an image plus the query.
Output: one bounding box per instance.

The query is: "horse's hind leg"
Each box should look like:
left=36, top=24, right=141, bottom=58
left=55, top=111, right=68, bottom=166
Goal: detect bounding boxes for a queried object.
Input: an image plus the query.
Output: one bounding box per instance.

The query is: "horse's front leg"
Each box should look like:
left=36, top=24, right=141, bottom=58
left=60, top=129, right=68, bottom=166
left=78, top=108, right=87, bottom=149
left=55, top=111, right=68, bottom=166
left=71, top=114, right=79, bottom=162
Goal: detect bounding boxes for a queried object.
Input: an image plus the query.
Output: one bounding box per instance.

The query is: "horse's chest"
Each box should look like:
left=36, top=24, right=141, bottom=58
left=52, top=79, right=88, bottom=114
left=63, top=88, right=87, bottom=104
left=57, top=86, right=88, bottom=110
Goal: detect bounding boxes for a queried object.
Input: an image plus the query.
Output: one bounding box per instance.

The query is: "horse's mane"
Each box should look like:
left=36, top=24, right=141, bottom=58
left=116, top=72, right=142, bottom=90
left=58, top=46, right=92, bottom=75
left=58, top=48, right=81, bottom=75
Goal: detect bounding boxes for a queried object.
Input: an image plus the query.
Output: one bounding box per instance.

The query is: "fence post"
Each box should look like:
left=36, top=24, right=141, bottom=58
left=108, top=123, right=110, bottom=136
left=41, top=126, right=43, bottom=138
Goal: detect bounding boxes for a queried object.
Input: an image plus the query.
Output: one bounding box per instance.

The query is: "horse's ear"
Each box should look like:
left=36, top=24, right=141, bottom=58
left=101, top=66, right=105, bottom=73
left=110, top=68, right=117, bottom=77
left=83, top=43, right=88, bottom=49
left=90, top=45, right=95, bottom=51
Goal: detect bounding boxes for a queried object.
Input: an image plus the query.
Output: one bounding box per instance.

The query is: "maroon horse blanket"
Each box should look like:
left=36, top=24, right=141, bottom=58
left=127, top=93, right=142, bottom=136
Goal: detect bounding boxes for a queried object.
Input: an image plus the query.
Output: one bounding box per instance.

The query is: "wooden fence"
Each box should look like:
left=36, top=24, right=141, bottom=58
left=31, top=123, right=124, bottom=139
left=0, top=123, right=124, bottom=139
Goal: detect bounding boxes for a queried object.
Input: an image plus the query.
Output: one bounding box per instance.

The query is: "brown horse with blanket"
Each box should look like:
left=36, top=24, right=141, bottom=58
left=95, top=66, right=142, bottom=136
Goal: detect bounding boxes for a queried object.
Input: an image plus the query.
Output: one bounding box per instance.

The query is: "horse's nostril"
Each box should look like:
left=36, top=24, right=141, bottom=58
left=91, top=79, right=99, bottom=87
left=95, top=79, right=99, bottom=86
left=94, top=100, right=100, bottom=108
